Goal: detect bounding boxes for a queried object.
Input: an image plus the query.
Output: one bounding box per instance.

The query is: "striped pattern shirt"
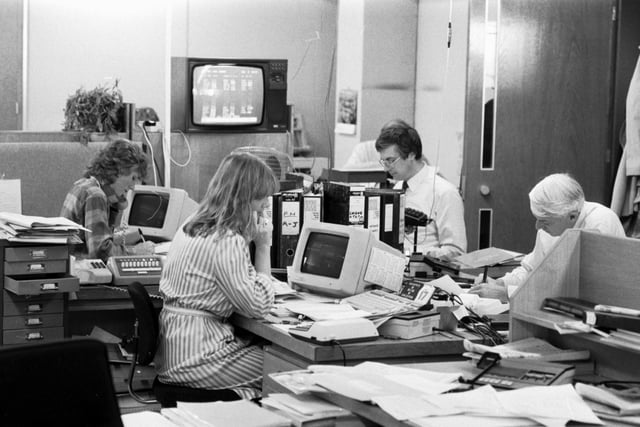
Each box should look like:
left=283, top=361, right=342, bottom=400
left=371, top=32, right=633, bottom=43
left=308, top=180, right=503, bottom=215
left=155, top=227, right=275, bottom=400
left=60, top=177, right=128, bottom=260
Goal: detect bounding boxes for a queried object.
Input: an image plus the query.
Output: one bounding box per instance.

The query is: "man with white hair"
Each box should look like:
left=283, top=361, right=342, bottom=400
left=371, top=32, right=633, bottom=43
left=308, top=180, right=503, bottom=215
left=468, top=173, right=625, bottom=301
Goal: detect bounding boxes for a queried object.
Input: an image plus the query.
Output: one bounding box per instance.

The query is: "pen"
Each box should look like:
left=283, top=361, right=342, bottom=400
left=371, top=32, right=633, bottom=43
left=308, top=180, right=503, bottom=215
left=138, top=228, right=146, bottom=242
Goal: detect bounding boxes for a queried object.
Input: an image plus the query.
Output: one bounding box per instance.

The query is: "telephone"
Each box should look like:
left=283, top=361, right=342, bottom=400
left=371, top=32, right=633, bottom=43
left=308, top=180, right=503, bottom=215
left=107, top=255, right=163, bottom=286
left=71, top=256, right=113, bottom=285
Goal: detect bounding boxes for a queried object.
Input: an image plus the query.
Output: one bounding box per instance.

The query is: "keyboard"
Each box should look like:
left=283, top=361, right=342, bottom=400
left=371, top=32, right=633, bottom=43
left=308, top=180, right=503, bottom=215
left=405, top=207, right=431, bottom=226
left=342, top=289, right=415, bottom=316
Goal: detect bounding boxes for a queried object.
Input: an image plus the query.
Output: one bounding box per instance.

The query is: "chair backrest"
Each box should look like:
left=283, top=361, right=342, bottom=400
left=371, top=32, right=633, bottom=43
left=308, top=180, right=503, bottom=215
left=127, top=281, right=159, bottom=366
left=0, top=338, right=123, bottom=427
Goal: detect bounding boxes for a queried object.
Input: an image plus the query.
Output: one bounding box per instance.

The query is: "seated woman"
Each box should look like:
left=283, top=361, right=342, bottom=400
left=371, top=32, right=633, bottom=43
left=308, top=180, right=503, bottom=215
left=60, top=138, right=155, bottom=261
left=155, top=152, right=279, bottom=400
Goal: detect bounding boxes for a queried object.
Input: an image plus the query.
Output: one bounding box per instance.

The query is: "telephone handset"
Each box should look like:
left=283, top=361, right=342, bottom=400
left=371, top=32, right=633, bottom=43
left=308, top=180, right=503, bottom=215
left=70, top=256, right=113, bottom=285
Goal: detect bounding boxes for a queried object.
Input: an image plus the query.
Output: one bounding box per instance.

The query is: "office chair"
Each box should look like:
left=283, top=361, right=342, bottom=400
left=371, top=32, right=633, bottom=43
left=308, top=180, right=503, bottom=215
left=0, top=338, right=123, bottom=427
left=126, top=282, right=240, bottom=407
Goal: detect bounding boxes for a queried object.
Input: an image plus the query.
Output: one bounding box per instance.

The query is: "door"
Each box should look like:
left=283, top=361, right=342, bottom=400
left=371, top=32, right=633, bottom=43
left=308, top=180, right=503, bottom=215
left=463, top=0, right=617, bottom=253
left=0, top=0, right=23, bottom=130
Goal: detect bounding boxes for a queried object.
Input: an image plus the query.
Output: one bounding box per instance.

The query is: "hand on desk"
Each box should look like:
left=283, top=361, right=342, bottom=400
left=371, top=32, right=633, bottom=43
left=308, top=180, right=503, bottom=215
left=467, top=276, right=508, bottom=303
left=127, top=241, right=156, bottom=255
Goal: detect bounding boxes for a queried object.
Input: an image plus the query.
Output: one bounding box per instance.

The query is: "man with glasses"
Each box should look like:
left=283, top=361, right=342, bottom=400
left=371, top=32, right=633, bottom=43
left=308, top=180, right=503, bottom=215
left=468, top=173, right=625, bottom=302
left=375, top=119, right=467, bottom=258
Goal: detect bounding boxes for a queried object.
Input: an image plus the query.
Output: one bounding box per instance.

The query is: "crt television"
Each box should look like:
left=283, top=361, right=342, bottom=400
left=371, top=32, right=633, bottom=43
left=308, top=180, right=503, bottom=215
left=120, top=185, right=199, bottom=242
left=171, top=57, right=288, bottom=133
left=289, top=222, right=407, bottom=298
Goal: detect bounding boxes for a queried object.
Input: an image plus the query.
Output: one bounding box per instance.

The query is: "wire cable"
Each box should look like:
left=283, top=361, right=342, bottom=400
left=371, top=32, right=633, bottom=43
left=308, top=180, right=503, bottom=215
left=171, top=130, right=193, bottom=168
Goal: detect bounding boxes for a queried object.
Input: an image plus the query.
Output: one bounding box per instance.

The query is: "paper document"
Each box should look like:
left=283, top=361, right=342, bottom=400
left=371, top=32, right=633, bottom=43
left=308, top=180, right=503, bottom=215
left=0, top=180, right=22, bottom=214
left=455, top=247, right=522, bottom=269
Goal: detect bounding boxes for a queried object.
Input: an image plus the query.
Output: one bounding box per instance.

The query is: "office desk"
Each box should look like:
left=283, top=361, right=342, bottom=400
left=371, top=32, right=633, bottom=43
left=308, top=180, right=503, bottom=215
left=231, top=314, right=477, bottom=394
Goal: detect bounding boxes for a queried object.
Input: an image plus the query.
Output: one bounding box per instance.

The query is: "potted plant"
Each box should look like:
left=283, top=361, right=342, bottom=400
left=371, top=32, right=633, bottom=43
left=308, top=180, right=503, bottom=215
left=62, top=80, right=125, bottom=141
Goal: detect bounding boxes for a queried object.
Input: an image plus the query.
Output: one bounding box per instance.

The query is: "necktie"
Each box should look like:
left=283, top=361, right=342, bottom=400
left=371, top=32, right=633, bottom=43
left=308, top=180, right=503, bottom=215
left=402, top=181, right=409, bottom=191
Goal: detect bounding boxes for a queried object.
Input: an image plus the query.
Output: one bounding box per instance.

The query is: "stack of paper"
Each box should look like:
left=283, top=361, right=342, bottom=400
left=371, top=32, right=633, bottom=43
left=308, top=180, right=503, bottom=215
left=269, top=362, right=603, bottom=426
left=0, top=212, right=87, bottom=244
left=462, top=337, right=591, bottom=362
left=576, top=382, right=640, bottom=424
left=161, top=400, right=291, bottom=427
left=261, top=393, right=355, bottom=426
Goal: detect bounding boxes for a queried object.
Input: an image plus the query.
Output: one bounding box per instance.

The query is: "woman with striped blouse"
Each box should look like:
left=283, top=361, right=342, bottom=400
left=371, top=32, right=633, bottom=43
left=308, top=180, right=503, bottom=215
left=155, top=152, right=279, bottom=400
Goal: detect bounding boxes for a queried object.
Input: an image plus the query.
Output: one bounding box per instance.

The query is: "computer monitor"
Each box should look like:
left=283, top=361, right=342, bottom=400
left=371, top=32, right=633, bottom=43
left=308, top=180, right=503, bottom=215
left=289, top=222, right=407, bottom=297
left=120, top=185, right=199, bottom=242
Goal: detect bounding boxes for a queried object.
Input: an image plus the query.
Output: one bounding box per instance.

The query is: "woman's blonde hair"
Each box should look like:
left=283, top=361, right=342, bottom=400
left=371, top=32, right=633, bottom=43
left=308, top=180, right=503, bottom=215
left=184, top=152, right=279, bottom=239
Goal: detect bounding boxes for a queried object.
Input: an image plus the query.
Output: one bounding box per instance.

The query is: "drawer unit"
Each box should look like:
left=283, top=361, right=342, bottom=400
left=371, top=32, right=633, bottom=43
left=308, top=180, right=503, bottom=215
left=5, top=275, right=79, bottom=295
left=3, top=291, right=64, bottom=316
left=3, top=327, right=64, bottom=345
left=1, top=243, right=74, bottom=346
left=2, top=313, right=63, bottom=329
left=4, top=246, right=69, bottom=262
left=4, top=245, right=69, bottom=277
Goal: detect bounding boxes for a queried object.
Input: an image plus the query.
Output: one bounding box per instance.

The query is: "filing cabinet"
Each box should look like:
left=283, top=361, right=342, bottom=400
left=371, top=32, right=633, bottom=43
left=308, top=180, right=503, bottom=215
left=1, top=241, right=79, bottom=346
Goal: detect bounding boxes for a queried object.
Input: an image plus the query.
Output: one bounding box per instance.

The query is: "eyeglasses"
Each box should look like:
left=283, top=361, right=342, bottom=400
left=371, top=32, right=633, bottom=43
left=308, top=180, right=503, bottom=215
left=379, top=156, right=402, bottom=168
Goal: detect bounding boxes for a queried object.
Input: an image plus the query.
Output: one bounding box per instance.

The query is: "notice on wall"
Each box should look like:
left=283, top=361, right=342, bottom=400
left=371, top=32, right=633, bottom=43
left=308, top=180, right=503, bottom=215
left=0, top=179, right=22, bottom=214
left=336, top=89, right=357, bottom=135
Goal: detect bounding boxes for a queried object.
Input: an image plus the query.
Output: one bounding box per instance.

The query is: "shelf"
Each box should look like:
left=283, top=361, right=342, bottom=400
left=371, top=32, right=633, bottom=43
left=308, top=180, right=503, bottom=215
left=509, top=230, right=640, bottom=380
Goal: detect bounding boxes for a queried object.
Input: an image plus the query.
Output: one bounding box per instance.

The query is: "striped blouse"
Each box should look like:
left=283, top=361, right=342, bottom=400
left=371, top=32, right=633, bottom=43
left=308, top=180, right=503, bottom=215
left=155, top=226, right=275, bottom=400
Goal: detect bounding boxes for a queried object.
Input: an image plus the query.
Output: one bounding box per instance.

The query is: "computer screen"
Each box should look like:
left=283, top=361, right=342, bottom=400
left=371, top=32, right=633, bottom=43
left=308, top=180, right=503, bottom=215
left=120, top=185, right=199, bottom=242
left=289, top=222, right=407, bottom=297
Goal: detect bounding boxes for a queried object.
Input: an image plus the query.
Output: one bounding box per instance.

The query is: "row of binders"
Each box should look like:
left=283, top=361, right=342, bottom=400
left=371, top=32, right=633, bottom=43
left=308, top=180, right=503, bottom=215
left=269, top=182, right=406, bottom=268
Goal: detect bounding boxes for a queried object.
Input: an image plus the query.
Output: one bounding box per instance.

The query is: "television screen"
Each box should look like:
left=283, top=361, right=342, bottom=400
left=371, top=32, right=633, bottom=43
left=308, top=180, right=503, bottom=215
left=128, top=192, right=169, bottom=229
left=300, top=233, right=348, bottom=279
left=192, top=64, right=265, bottom=126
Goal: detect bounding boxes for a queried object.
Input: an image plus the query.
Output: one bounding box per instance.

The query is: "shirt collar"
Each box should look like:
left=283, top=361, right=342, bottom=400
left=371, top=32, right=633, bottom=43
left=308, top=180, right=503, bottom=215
left=405, top=162, right=433, bottom=190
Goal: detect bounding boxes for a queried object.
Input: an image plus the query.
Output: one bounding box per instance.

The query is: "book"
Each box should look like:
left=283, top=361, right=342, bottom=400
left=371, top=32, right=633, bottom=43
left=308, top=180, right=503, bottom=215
left=542, top=297, right=596, bottom=319
left=583, top=310, right=640, bottom=333
left=543, top=297, right=640, bottom=333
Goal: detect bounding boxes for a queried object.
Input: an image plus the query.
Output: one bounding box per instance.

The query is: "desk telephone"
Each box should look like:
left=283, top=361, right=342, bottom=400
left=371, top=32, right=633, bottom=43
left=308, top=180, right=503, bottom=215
left=107, top=255, right=164, bottom=286
left=464, top=352, right=575, bottom=389
left=71, top=257, right=113, bottom=285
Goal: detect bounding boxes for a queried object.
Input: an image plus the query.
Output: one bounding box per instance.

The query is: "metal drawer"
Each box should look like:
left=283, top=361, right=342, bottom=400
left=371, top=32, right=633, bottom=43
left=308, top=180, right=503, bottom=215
left=2, top=291, right=64, bottom=316
left=5, top=275, right=79, bottom=295
left=2, top=313, right=63, bottom=330
left=4, top=259, right=68, bottom=276
left=3, top=327, right=64, bottom=345
left=4, top=246, right=69, bottom=262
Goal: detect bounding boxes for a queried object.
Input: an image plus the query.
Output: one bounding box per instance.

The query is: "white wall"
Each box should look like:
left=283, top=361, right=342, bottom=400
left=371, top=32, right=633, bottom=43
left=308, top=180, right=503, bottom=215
left=25, top=0, right=166, bottom=131
left=25, top=0, right=337, bottom=163
left=334, top=0, right=365, bottom=168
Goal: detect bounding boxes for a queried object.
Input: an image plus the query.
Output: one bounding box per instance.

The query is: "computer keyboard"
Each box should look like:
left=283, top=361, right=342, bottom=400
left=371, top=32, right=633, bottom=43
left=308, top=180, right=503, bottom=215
left=405, top=207, right=431, bottom=226
left=342, top=289, right=413, bottom=316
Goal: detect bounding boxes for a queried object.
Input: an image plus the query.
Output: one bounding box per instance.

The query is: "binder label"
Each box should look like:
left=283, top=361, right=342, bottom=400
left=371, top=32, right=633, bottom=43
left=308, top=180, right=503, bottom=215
left=281, top=200, right=300, bottom=236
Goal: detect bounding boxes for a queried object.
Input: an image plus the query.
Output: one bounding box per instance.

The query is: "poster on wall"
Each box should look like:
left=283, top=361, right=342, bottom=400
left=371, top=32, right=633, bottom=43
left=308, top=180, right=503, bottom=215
left=336, top=89, right=357, bottom=135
